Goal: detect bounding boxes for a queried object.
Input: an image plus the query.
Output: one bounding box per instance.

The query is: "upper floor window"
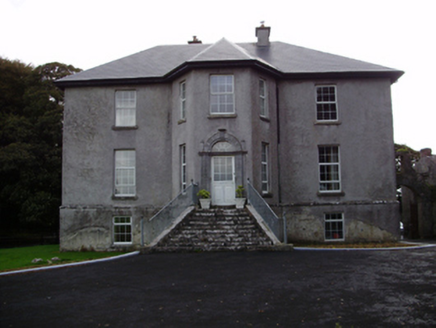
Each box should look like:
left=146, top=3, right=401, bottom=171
left=259, top=79, right=268, bottom=117
left=318, top=146, right=341, bottom=192
left=316, top=86, right=337, bottom=121
left=180, top=81, right=186, bottom=120
left=210, top=75, right=234, bottom=114
left=114, top=150, right=136, bottom=196
left=115, top=90, right=136, bottom=126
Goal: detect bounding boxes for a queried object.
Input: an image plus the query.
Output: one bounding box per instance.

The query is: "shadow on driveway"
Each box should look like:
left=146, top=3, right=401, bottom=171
left=1, top=248, right=436, bottom=327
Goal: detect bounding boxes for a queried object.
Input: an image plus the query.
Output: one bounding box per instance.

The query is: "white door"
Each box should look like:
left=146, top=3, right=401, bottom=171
left=212, top=156, right=235, bottom=205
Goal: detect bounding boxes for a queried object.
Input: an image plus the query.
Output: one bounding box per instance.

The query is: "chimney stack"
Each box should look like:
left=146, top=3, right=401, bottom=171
left=420, top=148, right=432, bottom=158
left=256, top=22, right=270, bottom=46
left=188, top=36, right=202, bottom=44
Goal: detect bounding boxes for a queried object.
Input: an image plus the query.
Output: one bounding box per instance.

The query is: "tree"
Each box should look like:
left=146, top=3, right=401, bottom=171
left=0, top=58, right=81, bottom=234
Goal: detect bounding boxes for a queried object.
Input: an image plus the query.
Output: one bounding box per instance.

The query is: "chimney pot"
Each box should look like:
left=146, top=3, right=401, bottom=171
left=188, top=36, right=202, bottom=44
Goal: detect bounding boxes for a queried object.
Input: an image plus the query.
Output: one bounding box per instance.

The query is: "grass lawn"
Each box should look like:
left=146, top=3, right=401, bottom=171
left=0, top=245, right=128, bottom=272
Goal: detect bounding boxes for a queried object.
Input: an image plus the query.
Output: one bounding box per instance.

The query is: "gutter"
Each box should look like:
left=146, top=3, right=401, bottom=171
left=55, top=60, right=404, bottom=89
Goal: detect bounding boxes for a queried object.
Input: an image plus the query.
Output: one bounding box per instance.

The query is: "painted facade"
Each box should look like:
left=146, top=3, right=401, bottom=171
left=56, top=26, right=403, bottom=250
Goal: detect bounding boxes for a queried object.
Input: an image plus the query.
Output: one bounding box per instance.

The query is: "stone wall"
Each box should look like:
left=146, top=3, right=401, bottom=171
left=397, top=148, right=436, bottom=238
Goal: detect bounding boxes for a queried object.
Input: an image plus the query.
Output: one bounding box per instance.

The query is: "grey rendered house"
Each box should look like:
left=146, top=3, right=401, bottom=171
left=56, top=25, right=403, bottom=251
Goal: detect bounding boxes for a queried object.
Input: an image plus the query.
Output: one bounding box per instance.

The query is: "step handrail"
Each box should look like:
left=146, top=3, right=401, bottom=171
left=246, top=179, right=283, bottom=242
left=141, top=182, right=198, bottom=246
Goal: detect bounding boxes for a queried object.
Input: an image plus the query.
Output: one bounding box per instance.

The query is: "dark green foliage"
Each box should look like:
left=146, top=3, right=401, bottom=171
left=0, top=58, right=81, bottom=234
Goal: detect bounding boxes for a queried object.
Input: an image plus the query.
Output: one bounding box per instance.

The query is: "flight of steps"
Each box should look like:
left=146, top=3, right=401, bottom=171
left=151, top=207, right=275, bottom=252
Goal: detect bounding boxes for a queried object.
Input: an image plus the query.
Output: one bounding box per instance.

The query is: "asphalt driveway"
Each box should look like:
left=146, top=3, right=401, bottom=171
left=1, top=246, right=436, bottom=327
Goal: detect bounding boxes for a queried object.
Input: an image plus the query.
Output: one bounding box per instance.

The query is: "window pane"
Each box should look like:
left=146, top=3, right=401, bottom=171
left=213, top=157, right=233, bottom=181
left=116, top=91, right=136, bottom=126
left=115, top=151, right=135, bottom=196
left=259, top=80, right=265, bottom=96
left=210, top=75, right=234, bottom=114
left=180, top=82, right=186, bottom=119
left=316, top=86, right=337, bottom=121
left=324, top=213, right=344, bottom=240
left=113, top=216, right=132, bottom=244
left=319, top=146, right=340, bottom=192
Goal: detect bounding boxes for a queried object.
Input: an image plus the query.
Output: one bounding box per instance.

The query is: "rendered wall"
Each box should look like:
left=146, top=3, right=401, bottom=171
left=170, top=68, right=279, bottom=200
left=60, top=75, right=401, bottom=249
left=60, top=85, right=173, bottom=250
left=278, top=78, right=400, bottom=242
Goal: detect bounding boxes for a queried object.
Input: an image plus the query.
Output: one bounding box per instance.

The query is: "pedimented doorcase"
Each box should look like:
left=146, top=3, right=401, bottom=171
left=199, top=130, right=247, bottom=205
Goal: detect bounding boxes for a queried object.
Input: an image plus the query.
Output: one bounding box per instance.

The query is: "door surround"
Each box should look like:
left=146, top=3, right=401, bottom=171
left=199, top=130, right=247, bottom=202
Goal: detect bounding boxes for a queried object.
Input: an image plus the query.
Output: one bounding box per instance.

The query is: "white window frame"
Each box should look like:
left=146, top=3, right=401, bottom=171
left=113, top=216, right=132, bottom=244
left=115, top=90, right=136, bottom=126
left=324, top=213, right=344, bottom=241
left=259, top=79, right=268, bottom=117
left=114, top=150, right=136, bottom=197
left=180, top=144, right=187, bottom=191
left=210, top=75, right=235, bottom=114
left=316, top=85, right=338, bottom=121
left=318, top=146, right=341, bottom=192
left=261, top=143, right=269, bottom=194
left=180, top=81, right=186, bottom=120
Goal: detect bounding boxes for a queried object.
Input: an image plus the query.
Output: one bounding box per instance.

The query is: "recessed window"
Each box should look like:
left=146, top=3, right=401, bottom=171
left=259, top=79, right=268, bottom=117
left=113, top=216, right=132, bottom=244
left=114, top=150, right=136, bottom=196
left=115, top=90, right=136, bottom=126
left=261, top=143, right=269, bottom=194
left=180, top=144, right=186, bottom=191
left=318, top=146, right=341, bottom=192
left=316, top=86, right=337, bottom=121
left=210, top=75, right=234, bottom=114
left=324, top=213, right=344, bottom=241
left=180, top=81, right=186, bottom=120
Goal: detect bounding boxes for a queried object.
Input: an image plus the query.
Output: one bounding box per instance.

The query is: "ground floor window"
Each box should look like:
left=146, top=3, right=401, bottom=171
left=113, top=216, right=132, bottom=244
left=261, top=143, right=269, bottom=194
left=324, top=213, right=344, bottom=241
left=114, top=150, right=136, bottom=196
left=180, top=144, right=186, bottom=191
left=318, top=146, right=341, bottom=192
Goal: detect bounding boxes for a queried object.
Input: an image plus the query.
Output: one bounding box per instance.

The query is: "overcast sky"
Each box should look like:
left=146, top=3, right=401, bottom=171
left=1, top=0, right=435, bottom=152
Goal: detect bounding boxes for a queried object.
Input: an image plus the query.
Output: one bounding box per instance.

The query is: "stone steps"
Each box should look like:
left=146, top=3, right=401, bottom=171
left=152, top=207, right=275, bottom=251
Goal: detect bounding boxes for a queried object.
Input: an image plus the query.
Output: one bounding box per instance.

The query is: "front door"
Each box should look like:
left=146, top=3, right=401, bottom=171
left=212, top=156, right=235, bottom=205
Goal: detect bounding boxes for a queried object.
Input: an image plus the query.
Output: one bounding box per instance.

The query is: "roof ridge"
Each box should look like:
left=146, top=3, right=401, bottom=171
left=188, top=38, right=223, bottom=62
left=188, top=38, right=254, bottom=62
left=232, top=41, right=278, bottom=70
left=226, top=39, right=255, bottom=60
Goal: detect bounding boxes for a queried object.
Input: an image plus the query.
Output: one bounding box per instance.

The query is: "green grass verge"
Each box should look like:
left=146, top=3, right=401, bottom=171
left=0, top=245, right=128, bottom=272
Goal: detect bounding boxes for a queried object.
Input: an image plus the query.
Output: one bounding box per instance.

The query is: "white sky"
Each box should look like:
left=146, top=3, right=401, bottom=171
left=1, top=0, right=435, bottom=152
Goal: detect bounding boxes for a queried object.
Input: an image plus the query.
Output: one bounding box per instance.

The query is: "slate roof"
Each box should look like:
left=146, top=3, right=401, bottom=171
left=56, top=38, right=403, bottom=88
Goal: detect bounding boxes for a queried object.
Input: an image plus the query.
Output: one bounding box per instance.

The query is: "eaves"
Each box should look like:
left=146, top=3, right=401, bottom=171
left=55, top=60, right=403, bottom=89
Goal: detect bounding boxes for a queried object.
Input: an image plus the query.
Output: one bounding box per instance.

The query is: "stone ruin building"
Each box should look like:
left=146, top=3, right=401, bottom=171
left=397, top=148, right=436, bottom=239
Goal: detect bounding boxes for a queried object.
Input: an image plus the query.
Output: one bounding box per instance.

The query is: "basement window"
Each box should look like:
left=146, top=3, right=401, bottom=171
left=324, top=213, right=344, bottom=241
left=113, top=216, right=132, bottom=244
